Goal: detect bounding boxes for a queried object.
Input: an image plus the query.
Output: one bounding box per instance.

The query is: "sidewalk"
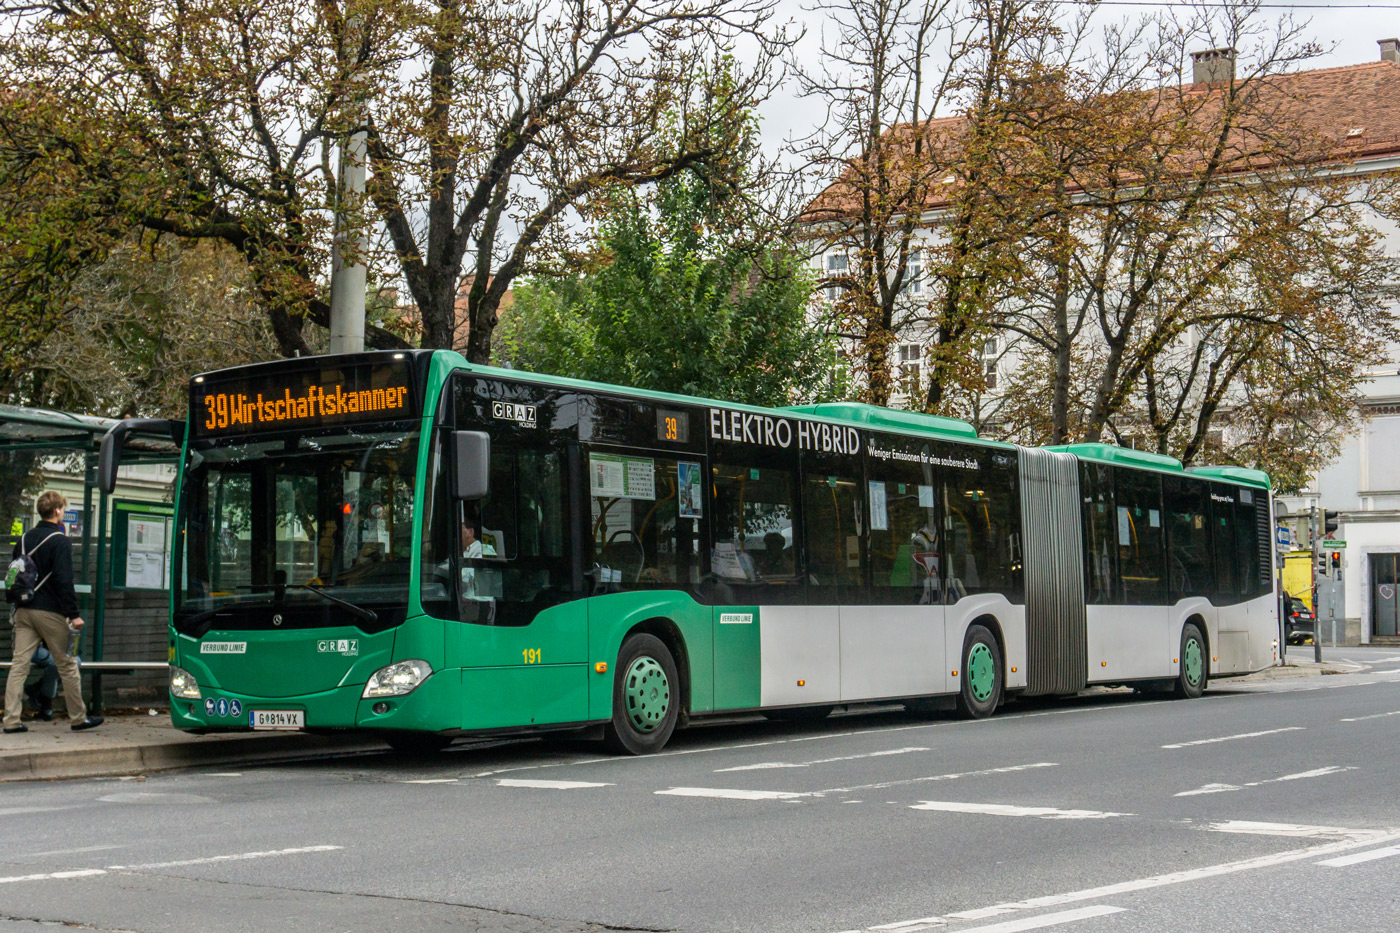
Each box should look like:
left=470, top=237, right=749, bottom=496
left=0, top=710, right=383, bottom=782
left=1215, top=655, right=1360, bottom=681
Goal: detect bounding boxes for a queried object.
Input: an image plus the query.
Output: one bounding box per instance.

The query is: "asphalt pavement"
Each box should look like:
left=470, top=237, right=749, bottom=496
left=3, top=647, right=1400, bottom=932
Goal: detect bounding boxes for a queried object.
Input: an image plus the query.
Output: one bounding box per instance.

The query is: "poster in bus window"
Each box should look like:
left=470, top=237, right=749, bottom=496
left=677, top=462, right=703, bottom=518
left=869, top=481, right=889, bottom=531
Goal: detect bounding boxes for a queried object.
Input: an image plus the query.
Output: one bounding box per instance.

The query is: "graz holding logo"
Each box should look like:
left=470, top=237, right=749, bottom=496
left=492, top=400, right=537, bottom=428
left=317, top=639, right=359, bottom=657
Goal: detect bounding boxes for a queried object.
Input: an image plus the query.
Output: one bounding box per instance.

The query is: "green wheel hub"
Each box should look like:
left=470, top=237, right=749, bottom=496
left=1183, top=636, right=1204, bottom=687
left=623, top=656, right=670, bottom=733
left=967, top=642, right=995, bottom=702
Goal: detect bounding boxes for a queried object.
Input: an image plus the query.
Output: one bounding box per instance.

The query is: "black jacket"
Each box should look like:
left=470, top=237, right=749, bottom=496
left=12, top=520, right=79, bottom=619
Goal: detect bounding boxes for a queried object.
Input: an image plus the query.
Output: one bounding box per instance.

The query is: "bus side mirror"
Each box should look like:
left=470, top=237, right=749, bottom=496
left=97, top=423, right=130, bottom=495
left=98, top=418, right=186, bottom=495
left=453, top=431, right=490, bottom=500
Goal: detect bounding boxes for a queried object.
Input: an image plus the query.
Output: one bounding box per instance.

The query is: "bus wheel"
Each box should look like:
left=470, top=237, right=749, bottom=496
left=956, top=625, right=1003, bottom=719
left=383, top=732, right=452, bottom=754
left=603, top=634, right=679, bottom=755
left=1174, top=623, right=1208, bottom=699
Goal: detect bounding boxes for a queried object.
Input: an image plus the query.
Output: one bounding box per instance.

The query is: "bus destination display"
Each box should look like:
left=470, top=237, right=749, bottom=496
left=192, top=361, right=416, bottom=437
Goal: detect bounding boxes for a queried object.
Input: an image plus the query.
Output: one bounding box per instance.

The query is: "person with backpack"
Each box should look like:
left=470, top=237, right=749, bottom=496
left=3, top=491, right=102, bottom=733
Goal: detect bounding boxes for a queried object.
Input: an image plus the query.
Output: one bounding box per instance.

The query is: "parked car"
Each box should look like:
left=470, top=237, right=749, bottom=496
left=1285, top=596, right=1315, bottom=644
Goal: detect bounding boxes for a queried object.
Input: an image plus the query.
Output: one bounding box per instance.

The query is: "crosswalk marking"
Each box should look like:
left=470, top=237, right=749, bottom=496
left=1340, top=710, right=1400, bottom=722
left=1316, top=844, right=1400, bottom=867
left=1203, top=821, right=1383, bottom=841
left=656, top=787, right=810, bottom=800
left=1176, top=766, right=1354, bottom=796
left=946, top=906, right=1126, bottom=933
left=717, top=747, right=930, bottom=772
left=1161, top=726, right=1304, bottom=749
left=908, top=801, right=1129, bottom=820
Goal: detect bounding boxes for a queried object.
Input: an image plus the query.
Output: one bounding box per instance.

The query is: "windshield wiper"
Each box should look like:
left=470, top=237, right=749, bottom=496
left=180, top=600, right=276, bottom=638
left=236, top=583, right=379, bottom=624
left=283, top=583, right=379, bottom=624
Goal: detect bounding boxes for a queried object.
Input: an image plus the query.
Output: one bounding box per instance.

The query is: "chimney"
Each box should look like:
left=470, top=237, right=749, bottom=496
left=1381, top=39, right=1400, bottom=63
left=1192, top=47, right=1237, bottom=85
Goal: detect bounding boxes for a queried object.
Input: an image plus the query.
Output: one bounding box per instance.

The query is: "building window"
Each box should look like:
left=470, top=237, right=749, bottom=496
left=898, top=343, right=923, bottom=396
left=904, top=249, right=922, bottom=295
left=826, top=253, right=849, bottom=301
left=981, top=337, right=999, bottom=391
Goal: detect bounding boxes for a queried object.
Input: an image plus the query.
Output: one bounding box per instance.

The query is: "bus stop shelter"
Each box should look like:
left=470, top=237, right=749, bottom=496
left=0, top=404, right=180, bottom=714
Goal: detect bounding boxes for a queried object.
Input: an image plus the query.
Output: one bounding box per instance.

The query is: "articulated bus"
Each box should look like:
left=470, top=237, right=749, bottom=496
left=99, top=350, right=1279, bottom=754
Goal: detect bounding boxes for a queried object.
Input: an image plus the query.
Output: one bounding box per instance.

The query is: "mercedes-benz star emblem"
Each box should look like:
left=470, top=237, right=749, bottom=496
left=272, top=613, right=283, bottom=627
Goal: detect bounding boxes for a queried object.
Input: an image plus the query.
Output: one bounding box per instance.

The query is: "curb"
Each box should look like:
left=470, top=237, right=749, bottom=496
left=0, top=732, right=385, bottom=782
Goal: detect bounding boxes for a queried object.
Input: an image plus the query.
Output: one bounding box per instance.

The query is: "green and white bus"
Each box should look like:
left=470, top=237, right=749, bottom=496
left=99, top=350, right=1279, bottom=753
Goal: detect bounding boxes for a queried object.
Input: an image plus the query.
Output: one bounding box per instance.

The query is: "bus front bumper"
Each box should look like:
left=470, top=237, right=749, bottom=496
left=169, top=671, right=456, bottom=734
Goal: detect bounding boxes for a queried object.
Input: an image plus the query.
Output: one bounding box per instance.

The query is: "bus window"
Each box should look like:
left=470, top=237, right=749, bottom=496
left=711, top=459, right=800, bottom=604
left=1209, top=486, right=1238, bottom=602
left=1164, top=476, right=1214, bottom=600
left=939, top=446, right=1021, bottom=602
left=868, top=443, right=941, bottom=606
left=1235, top=490, right=1262, bottom=599
left=1115, top=470, right=1165, bottom=605
left=587, top=453, right=703, bottom=589
left=802, top=470, right=864, bottom=604
left=1080, top=462, right=1117, bottom=604
left=458, top=446, right=570, bottom=626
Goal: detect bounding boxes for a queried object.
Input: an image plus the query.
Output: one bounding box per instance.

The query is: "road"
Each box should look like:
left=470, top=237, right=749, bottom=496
left=3, top=647, right=1400, bottom=933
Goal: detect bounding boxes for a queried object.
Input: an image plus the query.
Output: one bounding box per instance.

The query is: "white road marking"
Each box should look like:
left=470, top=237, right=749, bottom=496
left=108, top=845, right=343, bottom=871
left=0, top=806, right=81, bottom=817
left=1175, top=766, right=1354, bottom=796
left=1317, top=844, right=1400, bottom=867
left=1202, top=821, right=1381, bottom=841
left=717, top=746, right=930, bottom=772
left=942, top=905, right=1126, bottom=933
left=1340, top=710, right=1400, bottom=722
left=908, top=801, right=1129, bottom=820
left=657, top=787, right=810, bottom=800
left=818, top=762, right=1059, bottom=795
left=855, top=829, right=1400, bottom=933
left=1371, top=668, right=1400, bottom=675
left=15, top=844, right=128, bottom=860
left=401, top=778, right=459, bottom=784
left=496, top=779, right=612, bottom=789
left=1161, top=726, right=1304, bottom=749
left=0, top=869, right=107, bottom=885
left=466, top=697, right=1173, bottom=779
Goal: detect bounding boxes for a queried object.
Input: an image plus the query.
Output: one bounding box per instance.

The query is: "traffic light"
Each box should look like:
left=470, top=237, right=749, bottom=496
left=1324, top=509, right=1340, bottom=536
left=1316, top=551, right=1329, bottom=575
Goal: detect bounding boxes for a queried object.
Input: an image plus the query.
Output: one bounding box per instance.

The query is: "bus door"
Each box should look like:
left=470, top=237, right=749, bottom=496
left=449, top=382, right=589, bottom=731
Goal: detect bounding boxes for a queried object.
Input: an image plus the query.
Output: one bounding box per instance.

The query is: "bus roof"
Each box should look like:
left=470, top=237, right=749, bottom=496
left=1050, top=442, right=1271, bottom=490
left=437, top=352, right=1016, bottom=448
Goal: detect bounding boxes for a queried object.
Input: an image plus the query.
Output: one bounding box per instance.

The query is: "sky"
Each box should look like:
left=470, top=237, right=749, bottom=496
left=754, top=1, right=1398, bottom=162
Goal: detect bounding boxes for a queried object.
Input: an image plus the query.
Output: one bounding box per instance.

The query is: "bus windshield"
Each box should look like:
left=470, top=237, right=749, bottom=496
left=176, top=425, right=420, bottom=631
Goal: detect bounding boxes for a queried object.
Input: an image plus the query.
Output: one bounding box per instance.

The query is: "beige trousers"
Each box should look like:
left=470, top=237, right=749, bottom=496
left=3, top=608, right=86, bottom=728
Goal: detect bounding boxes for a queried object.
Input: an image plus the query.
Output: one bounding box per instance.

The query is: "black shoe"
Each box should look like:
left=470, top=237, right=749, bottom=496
left=38, top=704, right=54, bottom=722
left=71, top=717, right=103, bottom=731
left=3, top=724, right=28, bottom=734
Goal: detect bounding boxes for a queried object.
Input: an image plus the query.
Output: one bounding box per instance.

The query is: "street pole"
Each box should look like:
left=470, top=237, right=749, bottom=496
left=328, top=15, right=367, bottom=355
left=1312, top=505, right=1322, bottom=664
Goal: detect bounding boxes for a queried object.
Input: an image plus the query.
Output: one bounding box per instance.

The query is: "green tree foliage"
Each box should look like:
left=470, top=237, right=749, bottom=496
left=495, top=173, right=835, bottom=406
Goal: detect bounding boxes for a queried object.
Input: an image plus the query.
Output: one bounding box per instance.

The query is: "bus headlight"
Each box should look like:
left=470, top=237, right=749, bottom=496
left=363, top=660, right=432, bottom=698
left=169, top=666, right=202, bottom=699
